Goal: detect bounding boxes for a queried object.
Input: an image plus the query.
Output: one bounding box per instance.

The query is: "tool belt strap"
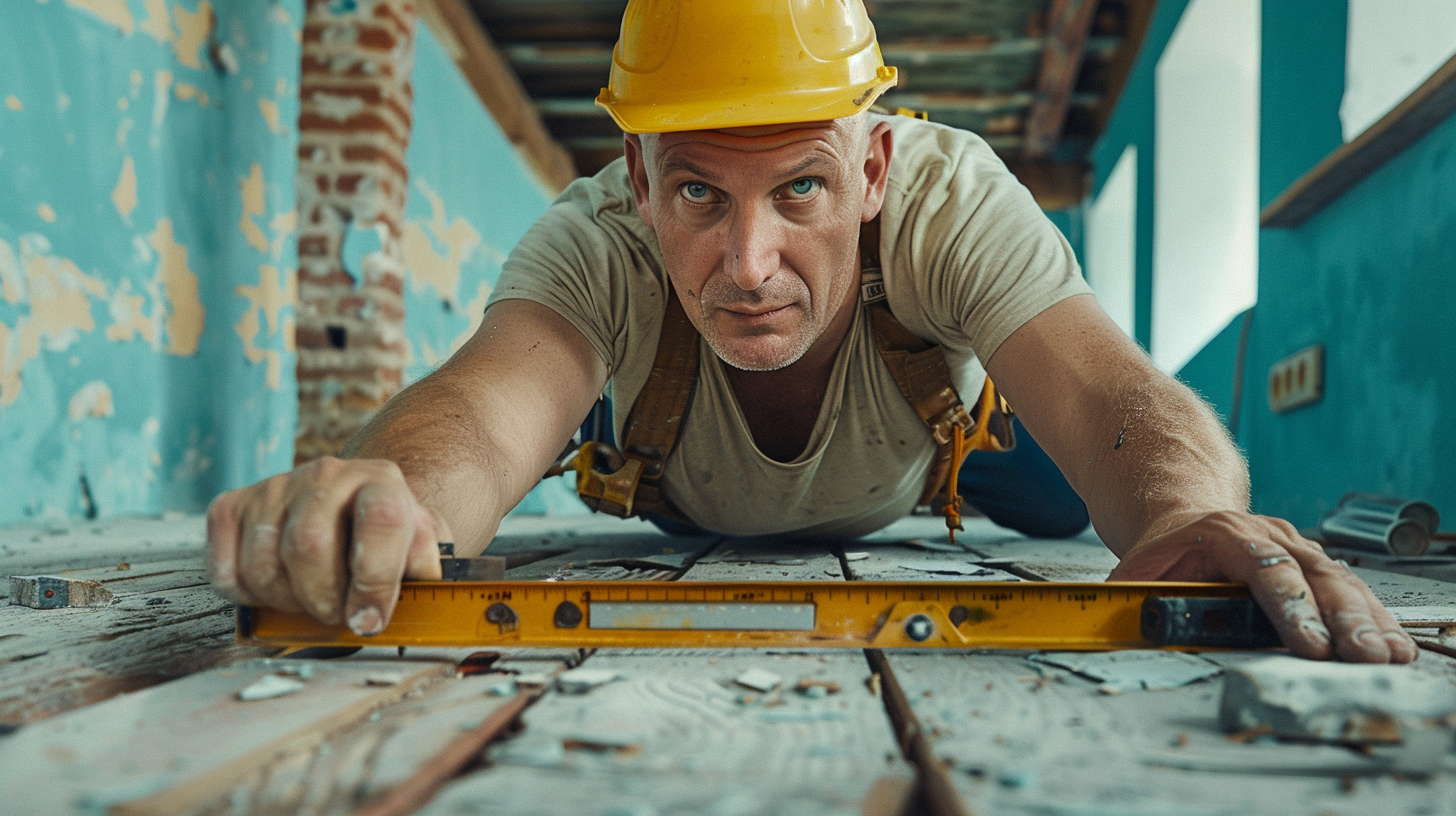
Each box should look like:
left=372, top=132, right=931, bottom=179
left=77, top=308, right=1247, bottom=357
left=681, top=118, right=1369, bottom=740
left=557, top=287, right=697, bottom=520
left=557, top=216, right=1014, bottom=532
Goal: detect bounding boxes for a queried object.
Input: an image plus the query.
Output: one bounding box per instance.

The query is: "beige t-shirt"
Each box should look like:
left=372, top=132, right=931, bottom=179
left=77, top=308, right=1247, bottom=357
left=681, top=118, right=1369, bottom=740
left=491, top=115, right=1091, bottom=538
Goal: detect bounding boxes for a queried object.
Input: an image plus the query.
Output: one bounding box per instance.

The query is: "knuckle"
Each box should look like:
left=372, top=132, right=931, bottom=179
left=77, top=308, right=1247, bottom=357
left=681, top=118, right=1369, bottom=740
left=283, top=522, right=336, bottom=561
left=350, top=576, right=398, bottom=597
left=357, top=494, right=412, bottom=530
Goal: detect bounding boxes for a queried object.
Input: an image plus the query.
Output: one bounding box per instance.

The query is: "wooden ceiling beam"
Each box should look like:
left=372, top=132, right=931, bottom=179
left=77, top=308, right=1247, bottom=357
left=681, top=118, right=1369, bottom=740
left=1021, top=0, right=1102, bottom=159
left=418, top=0, right=579, bottom=194
left=1005, top=159, right=1090, bottom=211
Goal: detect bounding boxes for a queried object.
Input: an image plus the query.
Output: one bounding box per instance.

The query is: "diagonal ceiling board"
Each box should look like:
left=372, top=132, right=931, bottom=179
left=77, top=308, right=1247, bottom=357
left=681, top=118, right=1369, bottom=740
left=1022, top=0, right=1103, bottom=159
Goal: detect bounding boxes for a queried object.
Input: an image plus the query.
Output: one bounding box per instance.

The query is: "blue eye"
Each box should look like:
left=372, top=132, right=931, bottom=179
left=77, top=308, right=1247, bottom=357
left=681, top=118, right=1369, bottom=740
left=683, top=182, right=710, bottom=200
left=789, top=178, right=819, bottom=196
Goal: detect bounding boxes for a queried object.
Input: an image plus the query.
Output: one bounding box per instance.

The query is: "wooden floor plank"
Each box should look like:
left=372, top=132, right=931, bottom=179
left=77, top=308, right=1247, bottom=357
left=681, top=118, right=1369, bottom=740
left=0, top=582, right=274, bottom=726
left=0, top=657, right=452, bottom=815
left=417, top=538, right=918, bottom=816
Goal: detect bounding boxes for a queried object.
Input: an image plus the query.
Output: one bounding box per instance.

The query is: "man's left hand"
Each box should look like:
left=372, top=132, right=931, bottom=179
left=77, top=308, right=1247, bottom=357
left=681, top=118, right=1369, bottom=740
left=1109, top=510, right=1419, bottom=663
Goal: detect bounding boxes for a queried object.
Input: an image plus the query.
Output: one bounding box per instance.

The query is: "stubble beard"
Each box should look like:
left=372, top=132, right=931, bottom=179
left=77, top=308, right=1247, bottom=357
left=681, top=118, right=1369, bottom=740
left=695, top=276, right=818, bottom=372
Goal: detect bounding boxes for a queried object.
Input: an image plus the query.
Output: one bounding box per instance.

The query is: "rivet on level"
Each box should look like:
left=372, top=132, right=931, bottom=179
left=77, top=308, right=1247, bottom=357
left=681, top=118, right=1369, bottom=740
left=485, top=602, right=517, bottom=625
left=554, top=601, right=584, bottom=628
left=948, top=605, right=969, bottom=627
left=904, top=613, right=935, bottom=642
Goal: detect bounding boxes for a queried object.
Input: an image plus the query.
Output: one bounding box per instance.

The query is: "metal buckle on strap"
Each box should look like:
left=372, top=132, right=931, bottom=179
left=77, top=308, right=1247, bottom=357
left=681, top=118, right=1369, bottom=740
left=930, top=403, right=973, bottom=446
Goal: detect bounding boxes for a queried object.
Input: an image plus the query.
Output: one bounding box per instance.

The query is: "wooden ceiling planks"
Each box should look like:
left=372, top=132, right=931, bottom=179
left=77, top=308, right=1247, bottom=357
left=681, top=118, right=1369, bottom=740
left=454, top=0, right=1143, bottom=206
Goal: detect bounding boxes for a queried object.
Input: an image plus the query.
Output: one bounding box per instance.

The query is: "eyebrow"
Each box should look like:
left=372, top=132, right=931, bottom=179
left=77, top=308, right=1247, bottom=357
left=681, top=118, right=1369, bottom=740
left=656, top=152, right=838, bottom=183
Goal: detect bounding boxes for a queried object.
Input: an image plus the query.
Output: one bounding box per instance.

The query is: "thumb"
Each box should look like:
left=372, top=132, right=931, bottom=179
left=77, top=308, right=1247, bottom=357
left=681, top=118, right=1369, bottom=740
left=403, top=504, right=449, bottom=580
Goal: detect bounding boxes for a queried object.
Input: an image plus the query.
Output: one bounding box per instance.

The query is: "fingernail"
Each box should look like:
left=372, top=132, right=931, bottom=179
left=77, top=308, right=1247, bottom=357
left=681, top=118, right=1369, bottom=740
left=349, top=606, right=384, bottom=636
left=1298, top=619, right=1331, bottom=647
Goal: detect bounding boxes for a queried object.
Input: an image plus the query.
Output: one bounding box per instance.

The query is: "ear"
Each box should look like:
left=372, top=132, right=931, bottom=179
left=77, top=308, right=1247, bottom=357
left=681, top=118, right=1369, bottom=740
left=624, top=134, right=654, bottom=231
left=860, top=121, right=893, bottom=222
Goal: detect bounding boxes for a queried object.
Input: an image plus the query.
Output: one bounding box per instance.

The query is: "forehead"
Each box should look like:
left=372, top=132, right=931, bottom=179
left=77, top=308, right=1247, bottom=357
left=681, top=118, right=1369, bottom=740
left=645, top=119, right=861, bottom=181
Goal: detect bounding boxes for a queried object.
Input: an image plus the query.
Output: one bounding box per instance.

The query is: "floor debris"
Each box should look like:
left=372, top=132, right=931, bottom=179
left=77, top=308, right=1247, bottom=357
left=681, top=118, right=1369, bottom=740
left=555, top=667, right=621, bottom=694
left=898, top=561, right=1000, bottom=576
left=365, top=671, right=405, bottom=686
left=844, top=552, right=870, bottom=561
left=237, top=674, right=307, bottom=701
left=1220, top=655, right=1456, bottom=743
left=1028, top=650, right=1223, bottom=693
left=733, top=668, right=782, bottom=692
left=8, top=575, right=114, bottom=609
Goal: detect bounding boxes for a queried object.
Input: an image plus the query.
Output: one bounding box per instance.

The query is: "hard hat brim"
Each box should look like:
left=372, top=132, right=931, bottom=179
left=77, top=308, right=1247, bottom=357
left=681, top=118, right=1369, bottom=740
left=596, top=71, right=898, bottom=135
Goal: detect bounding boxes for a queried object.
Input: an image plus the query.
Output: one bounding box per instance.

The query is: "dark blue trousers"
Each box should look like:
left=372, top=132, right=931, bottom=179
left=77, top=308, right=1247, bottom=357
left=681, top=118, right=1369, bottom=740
left=579, top=399, right=1089, bottom=539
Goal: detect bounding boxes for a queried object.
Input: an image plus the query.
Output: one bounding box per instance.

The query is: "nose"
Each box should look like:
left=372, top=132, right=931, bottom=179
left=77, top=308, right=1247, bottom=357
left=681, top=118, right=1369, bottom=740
left=722, top=203, right=781, bottom=291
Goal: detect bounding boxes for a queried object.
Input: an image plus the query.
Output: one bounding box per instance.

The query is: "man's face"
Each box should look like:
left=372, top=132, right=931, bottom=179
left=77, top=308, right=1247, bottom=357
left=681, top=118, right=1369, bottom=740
left=625, top=117, right=889, bottom=371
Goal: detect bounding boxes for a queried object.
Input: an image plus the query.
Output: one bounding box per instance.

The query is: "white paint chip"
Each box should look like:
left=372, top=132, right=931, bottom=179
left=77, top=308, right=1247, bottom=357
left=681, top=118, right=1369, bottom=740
left=734, top=668, right=782, bottom=692
left=238, top=674, right=306, bottom=701
left=555, top=667, right=621, bottom=694
left=899, top=561, right=997, bottom=576
left=844, top=552, right=870, bottom=561
left=365, top=672, right=404, bottom=687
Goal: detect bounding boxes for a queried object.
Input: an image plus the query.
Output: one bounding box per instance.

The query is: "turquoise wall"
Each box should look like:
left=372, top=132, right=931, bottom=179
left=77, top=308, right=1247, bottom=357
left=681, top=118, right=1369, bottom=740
left=397, top=26, right=576, bottom=514
left=1093, top=0, right=1456, bottom=527
left=0, top=0, right=302, bottom=524
left=0, top=3, right=566, bottom=523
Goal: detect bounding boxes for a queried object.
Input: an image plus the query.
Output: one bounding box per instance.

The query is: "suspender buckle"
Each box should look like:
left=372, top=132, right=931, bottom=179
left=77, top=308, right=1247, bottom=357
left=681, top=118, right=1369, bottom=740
left=929, top=403, right=974, bottom=446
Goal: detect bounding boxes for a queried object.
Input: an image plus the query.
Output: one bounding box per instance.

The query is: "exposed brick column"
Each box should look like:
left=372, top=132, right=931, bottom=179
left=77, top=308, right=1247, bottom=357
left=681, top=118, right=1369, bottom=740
left=294, top=0, right=417, bottom=463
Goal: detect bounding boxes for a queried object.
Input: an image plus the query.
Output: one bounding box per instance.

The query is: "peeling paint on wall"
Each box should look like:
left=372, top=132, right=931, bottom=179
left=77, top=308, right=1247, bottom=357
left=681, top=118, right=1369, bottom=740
left=112, top=156, right=138, bottom=222
left=0, top=235, right=108, bottom=406
left=68, top=381, right=116, bottom=420
left=258, top=98, right=283, bottom=134
left=147, top=218, right=206, bottom=356
left=64, top=0, right=136, bottom=34
left=239, top=163, right=270, bottom=253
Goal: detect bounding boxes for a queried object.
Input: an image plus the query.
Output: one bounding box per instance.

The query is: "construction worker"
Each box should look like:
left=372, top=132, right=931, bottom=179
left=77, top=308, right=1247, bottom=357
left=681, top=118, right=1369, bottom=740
left=207, top=0, right=1416, bottom=664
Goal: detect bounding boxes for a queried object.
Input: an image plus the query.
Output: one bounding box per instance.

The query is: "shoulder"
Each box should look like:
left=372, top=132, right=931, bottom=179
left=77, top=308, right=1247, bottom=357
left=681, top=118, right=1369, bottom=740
left=881, top=114, right=1029, bottom=219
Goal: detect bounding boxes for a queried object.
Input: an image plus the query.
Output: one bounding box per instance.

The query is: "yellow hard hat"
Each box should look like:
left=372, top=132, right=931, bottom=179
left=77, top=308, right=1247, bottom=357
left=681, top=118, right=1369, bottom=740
left=595, top=0, right=899, bottom=134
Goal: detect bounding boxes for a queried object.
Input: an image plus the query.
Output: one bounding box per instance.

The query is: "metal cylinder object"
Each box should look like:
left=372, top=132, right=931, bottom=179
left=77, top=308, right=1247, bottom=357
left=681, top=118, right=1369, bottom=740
left=1318, top=512, right=1430, bottom=557
left=1337, top=492, right=1441, bottom=535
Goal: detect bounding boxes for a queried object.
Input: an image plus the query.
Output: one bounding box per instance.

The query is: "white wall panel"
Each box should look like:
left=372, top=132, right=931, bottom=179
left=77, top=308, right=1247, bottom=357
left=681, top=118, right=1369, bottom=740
left=1153, top=0, right=1260, bottom=373
left=1342, top=0, right=1456, bottom=142
left=1085, top=145, right=1138, bottom=338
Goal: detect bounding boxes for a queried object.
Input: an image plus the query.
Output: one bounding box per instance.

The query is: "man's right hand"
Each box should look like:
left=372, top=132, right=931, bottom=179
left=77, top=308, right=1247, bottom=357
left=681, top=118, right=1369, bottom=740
left=206, top=457, right=448, bottom=636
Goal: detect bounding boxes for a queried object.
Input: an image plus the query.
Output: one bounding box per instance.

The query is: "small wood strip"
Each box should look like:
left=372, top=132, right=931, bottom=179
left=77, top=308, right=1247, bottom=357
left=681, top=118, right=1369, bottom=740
left=1022, top=0, right=1102, bottom=159
left=1262, top=51, right=1456, bottom=228
left=355, top=688, right=541, bottom=816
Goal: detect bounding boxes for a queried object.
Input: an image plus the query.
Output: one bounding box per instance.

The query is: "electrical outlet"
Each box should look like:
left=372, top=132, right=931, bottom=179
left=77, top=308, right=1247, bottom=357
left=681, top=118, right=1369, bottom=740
left=1268, top=344, right=1324, bottom=413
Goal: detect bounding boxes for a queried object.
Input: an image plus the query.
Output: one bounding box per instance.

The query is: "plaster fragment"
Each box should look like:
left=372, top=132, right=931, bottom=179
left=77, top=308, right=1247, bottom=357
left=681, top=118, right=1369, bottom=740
left=258, top=98, right=283, bottom=133
left=365, top=671, right=404, bottom=686
left=1221, top=656, right=1456, bottom=743
left=238, top=674, right=306, bottom=701
left=112, top=156, right=138, bottom=222
left=734, top=668, right=782, bottom=692
left=146, top=219, right=205, bottom=354
left=67, top=381, right=115, bottom=419
left=239, top=163, right=269, bottom=252
left=171, top=2, right=214, bottom=69
left=844, top=551, right=870, bottom=561
left=138, top=0, right=174, bottom=43
left=173, top=82, right=208, bottom=106
left=64, top=0, right=135, bottom=34
left=555, top=667, right=621, bottom=694
left=312, top=92, right=366, bottom=121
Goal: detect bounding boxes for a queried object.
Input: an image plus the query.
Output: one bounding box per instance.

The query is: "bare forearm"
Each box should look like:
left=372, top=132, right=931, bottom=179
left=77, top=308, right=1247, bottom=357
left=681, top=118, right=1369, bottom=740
left=1068, top=371, right=1249, bottom=555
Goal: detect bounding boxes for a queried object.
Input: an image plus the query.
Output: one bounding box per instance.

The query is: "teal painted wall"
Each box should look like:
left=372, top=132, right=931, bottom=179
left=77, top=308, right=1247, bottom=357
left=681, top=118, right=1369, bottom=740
left=1094, top=0, right=1456, bottom=527
left=0, top=0, right=302, bottom=524
left=0, top=4, right=568, bottom=523
left=398, top=26, right=576, bottom=515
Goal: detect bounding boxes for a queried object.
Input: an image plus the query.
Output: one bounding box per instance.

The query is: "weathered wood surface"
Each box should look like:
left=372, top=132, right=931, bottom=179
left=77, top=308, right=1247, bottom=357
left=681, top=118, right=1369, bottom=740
left=422, top=649, right=914, bottom=816
left=883, top=651, right=1456, bottom=816
left=419, top=537, right=918, bottom=816
left=0, top=658, right=451, bottom=816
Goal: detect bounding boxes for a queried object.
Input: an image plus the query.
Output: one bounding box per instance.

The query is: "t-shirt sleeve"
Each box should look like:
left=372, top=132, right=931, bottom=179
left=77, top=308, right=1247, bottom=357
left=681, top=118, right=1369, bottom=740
left=487, top=178, right=659, bottom=376
left=887, top=124, right=1091, bottom=363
